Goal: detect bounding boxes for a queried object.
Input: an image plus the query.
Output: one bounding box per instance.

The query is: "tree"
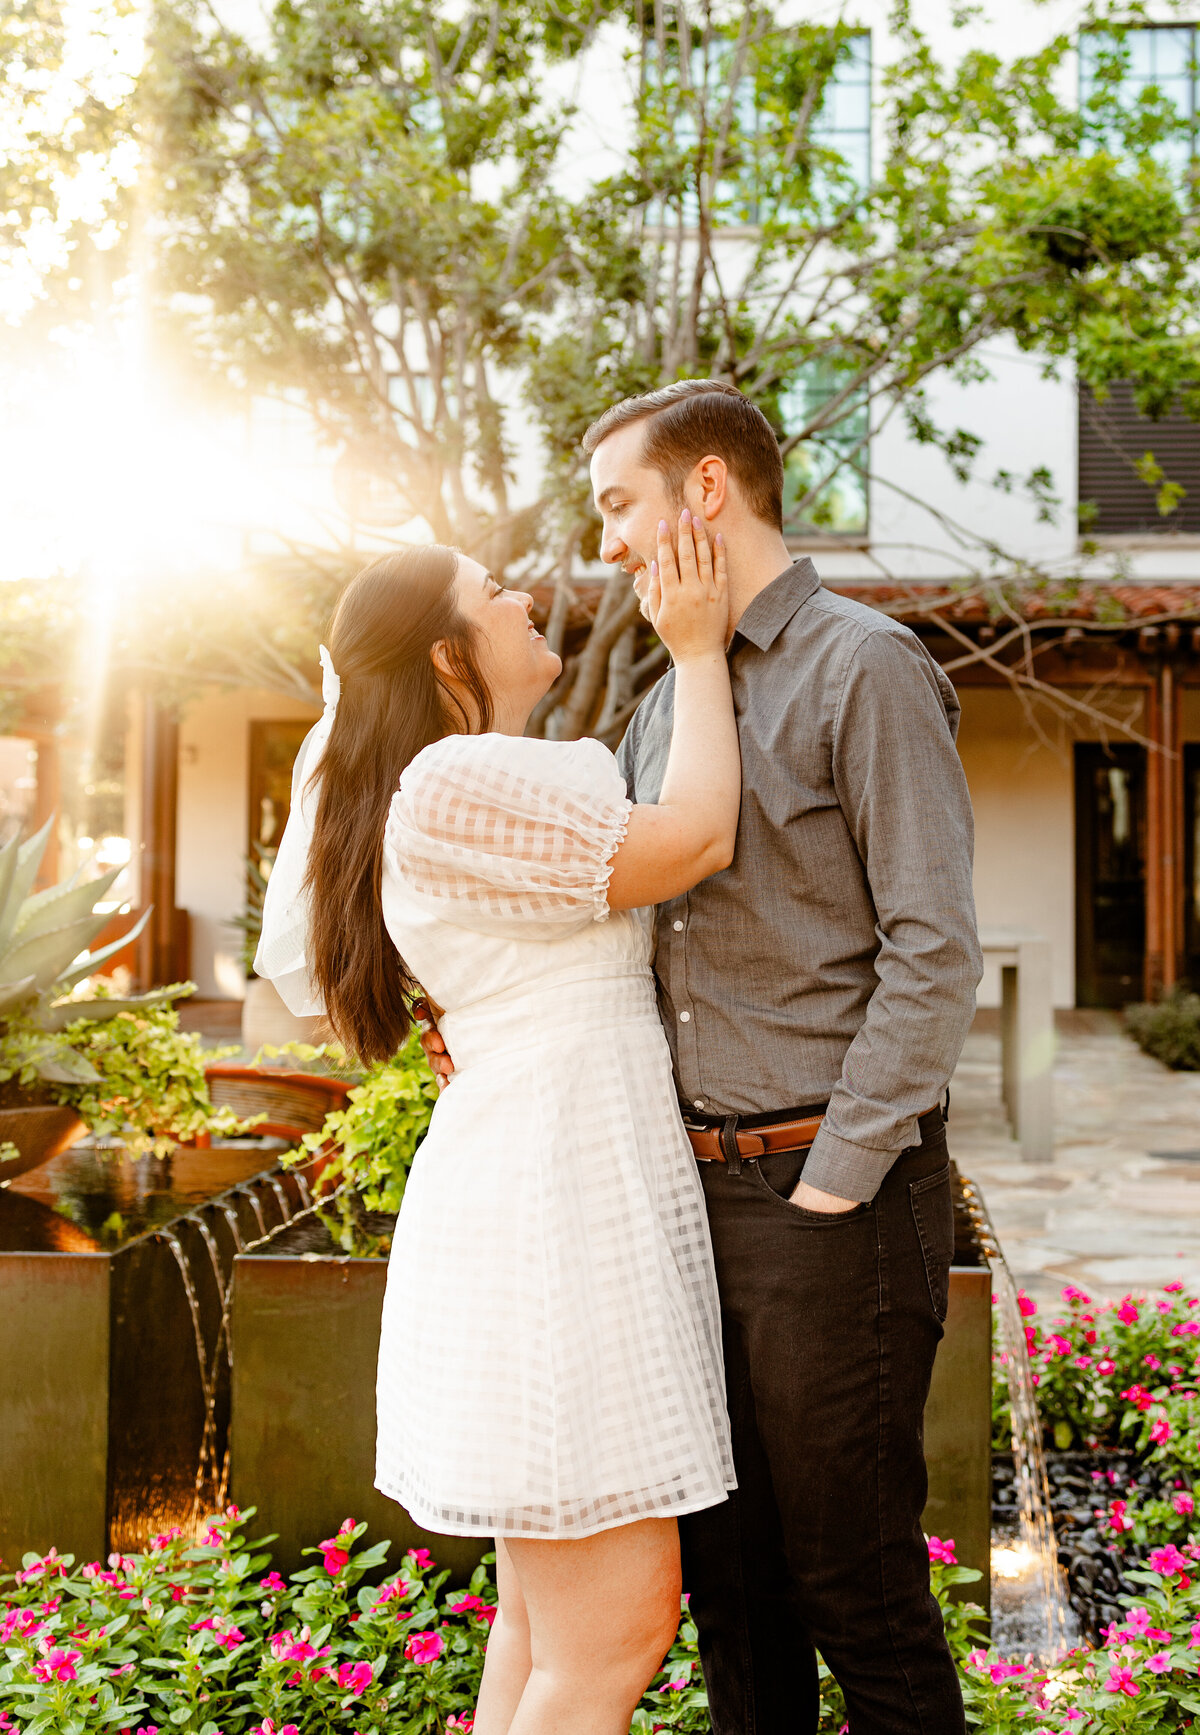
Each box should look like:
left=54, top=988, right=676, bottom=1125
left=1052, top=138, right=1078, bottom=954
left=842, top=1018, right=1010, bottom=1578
left=522, top=0, right=1200, bottom=735
left=4, top=0, right=1199, bottom=741
left=142, top=0, right=612, bottom=578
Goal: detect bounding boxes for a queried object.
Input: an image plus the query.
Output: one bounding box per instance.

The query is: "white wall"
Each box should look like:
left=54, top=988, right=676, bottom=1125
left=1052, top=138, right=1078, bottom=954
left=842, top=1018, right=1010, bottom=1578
left=176, top=688, right=319, bottom=999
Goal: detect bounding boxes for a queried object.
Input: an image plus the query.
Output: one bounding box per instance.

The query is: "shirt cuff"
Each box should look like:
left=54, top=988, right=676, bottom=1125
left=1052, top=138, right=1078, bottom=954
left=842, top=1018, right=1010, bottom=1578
left=801, top=1124, right=904, bottom=1204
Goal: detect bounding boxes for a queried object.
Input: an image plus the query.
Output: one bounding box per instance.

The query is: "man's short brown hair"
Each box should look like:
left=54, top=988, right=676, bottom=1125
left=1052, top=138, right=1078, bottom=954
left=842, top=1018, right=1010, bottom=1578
left=582, top=379, right=784, bottom=531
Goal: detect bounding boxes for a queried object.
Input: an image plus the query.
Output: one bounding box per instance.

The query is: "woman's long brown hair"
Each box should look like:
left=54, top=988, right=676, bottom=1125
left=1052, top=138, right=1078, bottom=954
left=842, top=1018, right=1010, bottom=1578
left=304, top=547, right=493, bottom=1064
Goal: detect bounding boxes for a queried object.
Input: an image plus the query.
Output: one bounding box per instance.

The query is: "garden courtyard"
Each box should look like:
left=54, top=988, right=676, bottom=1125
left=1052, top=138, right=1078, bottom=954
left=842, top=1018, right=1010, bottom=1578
left=953, top=1011, right=1200, bottom=1305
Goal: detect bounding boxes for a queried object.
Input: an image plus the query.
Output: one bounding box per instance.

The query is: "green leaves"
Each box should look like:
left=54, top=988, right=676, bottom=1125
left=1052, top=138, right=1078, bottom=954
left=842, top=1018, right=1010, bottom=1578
left=286, top=1025, right=439, bottom=1251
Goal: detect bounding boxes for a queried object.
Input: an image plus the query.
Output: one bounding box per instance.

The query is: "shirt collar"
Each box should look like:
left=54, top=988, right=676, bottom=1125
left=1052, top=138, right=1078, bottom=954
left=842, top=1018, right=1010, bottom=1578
left=731, top=558, right=820, bottom=653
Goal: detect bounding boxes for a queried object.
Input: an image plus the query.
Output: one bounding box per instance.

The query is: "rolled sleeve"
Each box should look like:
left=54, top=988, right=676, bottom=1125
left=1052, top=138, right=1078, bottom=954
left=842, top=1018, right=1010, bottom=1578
left=800, top=627, right=983, bottom=1202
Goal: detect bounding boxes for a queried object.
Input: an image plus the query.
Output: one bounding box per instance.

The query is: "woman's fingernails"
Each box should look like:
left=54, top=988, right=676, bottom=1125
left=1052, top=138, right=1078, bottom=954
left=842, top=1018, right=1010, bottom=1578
left=659, top=519, right=668, bottom=534
left=715, top=533, right=724, bottom=547
left=680, top=508, right=691, bottom=524
left=650, top=559, right=658, bottom=577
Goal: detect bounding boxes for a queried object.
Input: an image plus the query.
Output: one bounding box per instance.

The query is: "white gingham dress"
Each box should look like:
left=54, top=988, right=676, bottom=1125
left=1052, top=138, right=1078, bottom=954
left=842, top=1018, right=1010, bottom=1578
left=374, top=731, right=735, bottom=1538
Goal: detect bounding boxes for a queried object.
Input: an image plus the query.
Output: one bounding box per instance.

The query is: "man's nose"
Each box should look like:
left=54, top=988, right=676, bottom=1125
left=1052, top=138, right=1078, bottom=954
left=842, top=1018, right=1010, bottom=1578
left=599, top=524, right=625, bottom=565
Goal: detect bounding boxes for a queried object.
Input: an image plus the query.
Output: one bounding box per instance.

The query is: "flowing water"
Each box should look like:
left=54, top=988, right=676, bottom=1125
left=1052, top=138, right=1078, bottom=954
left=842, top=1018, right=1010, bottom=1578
left=0, top=1141, right=350, bottom=1547
left=956, top=1174, right=1077, bottom=1660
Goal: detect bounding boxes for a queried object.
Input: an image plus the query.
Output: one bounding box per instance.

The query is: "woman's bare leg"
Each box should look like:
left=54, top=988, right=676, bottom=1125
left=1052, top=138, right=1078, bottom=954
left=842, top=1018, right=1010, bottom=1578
left=473, top=1539, right=533, bottom=1734
left=502, top=1517, right=681, bottom=1735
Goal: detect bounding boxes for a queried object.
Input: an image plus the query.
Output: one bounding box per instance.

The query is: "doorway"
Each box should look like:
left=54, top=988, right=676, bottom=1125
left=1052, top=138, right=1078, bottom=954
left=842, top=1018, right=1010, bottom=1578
left=1186, top=745, right=1200, bottom=990
left=1075, top=743, right=1147, bottom=1007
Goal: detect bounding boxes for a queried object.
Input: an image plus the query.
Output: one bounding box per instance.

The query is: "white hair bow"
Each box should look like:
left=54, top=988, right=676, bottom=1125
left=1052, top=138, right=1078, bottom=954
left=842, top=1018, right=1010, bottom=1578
left=318, top=644, right=341, bottom=714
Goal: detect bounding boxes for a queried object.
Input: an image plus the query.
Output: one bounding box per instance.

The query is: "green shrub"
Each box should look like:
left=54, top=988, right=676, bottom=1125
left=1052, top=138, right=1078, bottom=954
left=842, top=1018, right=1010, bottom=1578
left=280, top=1029, right=439, bottom=1255
left=1126, top=990, right=1200, bottom=1070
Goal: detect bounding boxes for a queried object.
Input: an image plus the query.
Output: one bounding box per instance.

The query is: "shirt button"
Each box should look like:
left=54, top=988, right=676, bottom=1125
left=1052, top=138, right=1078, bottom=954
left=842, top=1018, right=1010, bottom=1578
left=673, top=919, right=684, bottom=932
left=679, top=1010, right=691, bottom=1023
left=693, top=1099, right=705, bottom=1110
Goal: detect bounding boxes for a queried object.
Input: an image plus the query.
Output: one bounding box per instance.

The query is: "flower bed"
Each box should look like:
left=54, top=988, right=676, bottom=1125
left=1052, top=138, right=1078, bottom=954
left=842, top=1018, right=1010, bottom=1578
left=9, top=1277, right=1200, bottom=1734
left=0, top=1508, right=982, bottom=1733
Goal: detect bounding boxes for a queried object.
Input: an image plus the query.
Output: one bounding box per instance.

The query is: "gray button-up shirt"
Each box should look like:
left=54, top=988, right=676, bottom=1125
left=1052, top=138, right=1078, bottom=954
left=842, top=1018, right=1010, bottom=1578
left=615, top=558, right=982, bottom=1203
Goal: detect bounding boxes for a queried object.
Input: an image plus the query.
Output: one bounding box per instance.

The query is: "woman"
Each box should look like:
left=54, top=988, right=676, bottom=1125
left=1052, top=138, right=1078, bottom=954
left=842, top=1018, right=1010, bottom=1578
left=256, top=512, right=739, bottom=1734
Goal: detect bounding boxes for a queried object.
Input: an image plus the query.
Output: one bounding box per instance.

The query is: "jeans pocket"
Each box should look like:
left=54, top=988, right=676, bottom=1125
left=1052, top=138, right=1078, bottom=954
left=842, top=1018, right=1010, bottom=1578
left=909, top=1165, right=953, bottom=1322
left=750, top=1162, right=869, bottom=1224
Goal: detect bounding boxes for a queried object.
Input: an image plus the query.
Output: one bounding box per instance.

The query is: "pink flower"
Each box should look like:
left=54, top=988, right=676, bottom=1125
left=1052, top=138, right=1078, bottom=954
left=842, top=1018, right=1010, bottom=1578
left=337, top=1660, right=374, bottom=1694
left=988, top=1662, right=1029, bottom=1683
left=446, top=1720, right=474, bottom=1733
left=1121, top=1608, right=1171, bottom=1641
left=406, top=1548, right=434, bottom=1569
left=405, top=1628, right=445, bottom=1664
left=1104, top=1663, right=1139, bottom=1697
left=1174, top=1492, right=1195, bottom=1516
left=251, top=1725, right=301, bottom=1735
left=1097, top=1358, right=1116, bottom=1375
left=1121, top=1384, right=1155, bottom=1412
left=926, top=1536, right=956, bottom=1564
left=259, top=1572, right=286, bottom=1593
left=150, top=1527, right=183, bottom=1551
left=1145, top=1354, right=1163, bottom=1370
left=1018, top=1292, right=1037, bottom=1317
left=1188, top=1620, right=1200, bottom=1648
left=1149, top=1544, right=1191, bottom=1578
left=966, top=1649, right=988, bottom=1670
left=371, top=1577, right=417, bottom=1609
left=1146, top=1652, right=1173, bottom=1674
left=1047, top=1334, right=1073, bottom=1358
left=317, top=1520, right=358, bottom=1574
left=1118, top=1301, right=1140, bottom=1325
left=1106, top=1499, right=1135, bottom=1534
left=1062, top=1285, right=1090, bottom=1304
left=1074, top=1355, right=1092, bottom=1369
left=447, top=1589, right=489, bottom=1617
left=1172, top=1322, right=1200, bottom=1337
left=1151, top=1419, right=1173, bottom=1445
left=32, top=1645, right=81, bottom=1683
left=269, top=1626, right=330, bottom=1665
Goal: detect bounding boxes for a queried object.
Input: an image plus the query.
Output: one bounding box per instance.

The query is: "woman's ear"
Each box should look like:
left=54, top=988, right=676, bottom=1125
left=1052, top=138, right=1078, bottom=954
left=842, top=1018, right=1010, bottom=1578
left=430, top=639, right=454, bottom=681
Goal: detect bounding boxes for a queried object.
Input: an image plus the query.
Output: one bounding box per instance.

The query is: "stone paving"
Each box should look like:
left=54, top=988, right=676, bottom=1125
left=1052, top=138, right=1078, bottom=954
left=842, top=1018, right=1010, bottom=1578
left=953, top=1010, right=1200, bottom=1307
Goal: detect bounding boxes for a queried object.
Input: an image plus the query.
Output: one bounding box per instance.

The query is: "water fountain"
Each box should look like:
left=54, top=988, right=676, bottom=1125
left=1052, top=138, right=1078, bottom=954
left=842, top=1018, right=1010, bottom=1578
left=956, top=1174, right=1077, bottom=1659
left=0, top=1140, right=317, bottom=1562
left=3, top=1139, right=1009, bottom=1607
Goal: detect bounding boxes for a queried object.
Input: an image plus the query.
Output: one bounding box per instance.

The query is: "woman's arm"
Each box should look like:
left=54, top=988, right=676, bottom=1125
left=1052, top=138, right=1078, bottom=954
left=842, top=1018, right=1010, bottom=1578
left=606, top=510, right=740, bottom=912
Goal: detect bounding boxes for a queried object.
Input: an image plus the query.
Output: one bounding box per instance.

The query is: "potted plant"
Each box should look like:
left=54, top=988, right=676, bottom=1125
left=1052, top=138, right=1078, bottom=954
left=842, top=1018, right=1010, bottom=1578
left=230, top=852, right=326, bottom=1052
left=0, top=818, right=243, bottom=1180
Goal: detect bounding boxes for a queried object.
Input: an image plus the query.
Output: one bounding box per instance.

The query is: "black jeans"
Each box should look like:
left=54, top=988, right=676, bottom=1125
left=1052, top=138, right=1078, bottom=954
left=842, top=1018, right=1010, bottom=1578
left=680, top=1113, right=966, bottom=1735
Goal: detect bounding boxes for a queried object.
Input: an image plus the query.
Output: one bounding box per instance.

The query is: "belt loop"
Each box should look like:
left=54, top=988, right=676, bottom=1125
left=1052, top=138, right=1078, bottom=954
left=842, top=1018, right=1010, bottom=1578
left=720, top=1115, right=743, bottom=1176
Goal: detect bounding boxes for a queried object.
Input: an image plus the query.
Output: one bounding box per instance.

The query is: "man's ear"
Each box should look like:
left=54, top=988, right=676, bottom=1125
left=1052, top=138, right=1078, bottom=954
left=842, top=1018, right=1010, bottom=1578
left=691, top=454, right=728, bottom=521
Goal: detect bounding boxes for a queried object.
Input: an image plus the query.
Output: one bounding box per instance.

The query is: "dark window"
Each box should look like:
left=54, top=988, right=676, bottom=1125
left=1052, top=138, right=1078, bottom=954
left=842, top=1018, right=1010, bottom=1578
left=1078, top=382, right=1200, bottom=535
left=1075, top=743, right=1147, bottom=1006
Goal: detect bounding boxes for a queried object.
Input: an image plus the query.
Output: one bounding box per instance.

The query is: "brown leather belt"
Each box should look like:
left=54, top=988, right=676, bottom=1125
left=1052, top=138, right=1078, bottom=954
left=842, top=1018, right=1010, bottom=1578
left=686, top=1106, right=942, bottom=1164
left=686, top=1113, right=826, bottom=1164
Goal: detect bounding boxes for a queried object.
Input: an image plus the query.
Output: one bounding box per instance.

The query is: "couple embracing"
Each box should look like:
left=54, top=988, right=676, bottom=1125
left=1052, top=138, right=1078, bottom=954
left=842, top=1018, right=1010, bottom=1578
left=258, top=380, right=983, bottom=1735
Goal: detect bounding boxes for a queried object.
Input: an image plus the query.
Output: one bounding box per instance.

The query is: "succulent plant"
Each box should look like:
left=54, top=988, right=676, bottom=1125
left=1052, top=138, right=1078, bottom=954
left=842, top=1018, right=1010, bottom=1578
left=0, top=816, right=181, bottom=1088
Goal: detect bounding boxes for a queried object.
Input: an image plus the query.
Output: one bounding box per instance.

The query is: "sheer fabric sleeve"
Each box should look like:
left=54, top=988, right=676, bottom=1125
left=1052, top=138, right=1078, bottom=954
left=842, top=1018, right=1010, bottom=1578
left=385, top=733, right=632, bottom=930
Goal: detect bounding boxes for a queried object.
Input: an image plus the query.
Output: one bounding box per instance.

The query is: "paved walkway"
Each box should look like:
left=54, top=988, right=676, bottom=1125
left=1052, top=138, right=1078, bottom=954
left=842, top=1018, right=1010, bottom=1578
left=953, top=1010, right=1200, bottom=1307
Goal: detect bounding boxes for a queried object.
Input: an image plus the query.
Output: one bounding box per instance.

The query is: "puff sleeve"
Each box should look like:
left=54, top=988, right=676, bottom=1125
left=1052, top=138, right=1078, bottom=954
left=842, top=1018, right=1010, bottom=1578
left=385, top=732, right=633, bottom=930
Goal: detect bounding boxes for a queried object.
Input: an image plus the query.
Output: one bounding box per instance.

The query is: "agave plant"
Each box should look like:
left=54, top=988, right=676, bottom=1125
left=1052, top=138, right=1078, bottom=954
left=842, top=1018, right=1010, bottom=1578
left=0, top=816, right=179, bottom=1090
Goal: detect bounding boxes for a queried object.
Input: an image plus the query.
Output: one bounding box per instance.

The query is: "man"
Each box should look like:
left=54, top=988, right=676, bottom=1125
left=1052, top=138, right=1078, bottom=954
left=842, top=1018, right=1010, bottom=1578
left=427, top=379, right=982, bottom=1733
